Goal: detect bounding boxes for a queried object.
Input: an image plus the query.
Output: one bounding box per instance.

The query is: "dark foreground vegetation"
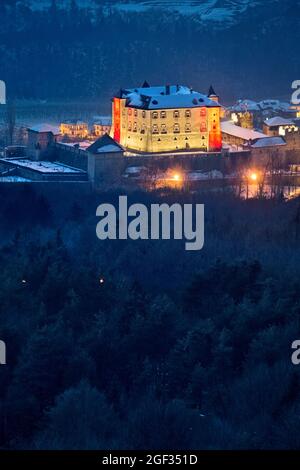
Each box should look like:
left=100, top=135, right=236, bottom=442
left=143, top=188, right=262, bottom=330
left=1, top=185, right=300, bottom=449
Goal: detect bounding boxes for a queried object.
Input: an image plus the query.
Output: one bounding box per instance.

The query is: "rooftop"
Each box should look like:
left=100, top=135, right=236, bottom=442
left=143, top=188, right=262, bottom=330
left=117, top=85, right=220, bottom=110
left=250, top=137, right=286, bottom=148
left=28, top=123, right=60, bottom=134
left=221, top=121, right=266, bottom=141
left=264, top=117, right=295, bottom=127
left=61, top=120, right=88, bottom=126
left=87, top=134, right=124, bottom=154
left=1, top=159, right=85, bottom=174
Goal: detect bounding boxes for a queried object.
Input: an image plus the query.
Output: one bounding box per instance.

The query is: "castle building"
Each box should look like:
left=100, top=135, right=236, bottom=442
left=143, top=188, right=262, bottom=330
left=111, top=83, right=222, bottom=153
left=60, top=120, right=89, bottom=139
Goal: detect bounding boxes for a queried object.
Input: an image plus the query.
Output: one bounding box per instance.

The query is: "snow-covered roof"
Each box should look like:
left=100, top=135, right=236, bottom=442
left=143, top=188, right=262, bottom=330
left=97, top=144, right=122, bottom=153
left=230, top=100, right=260, bottom=112
left=61, top=120, right=87, bottom=126
left=264, top=117, right=295, bottom=127
left=93, top=116, right=112, bottom=126
left=87, top=134, right=124, bottom=154
left=250, top=137, right=286, bottom=148
left=221, top=121, right=266, bottom=141
left=28, top=123, right=60, bottom=134
left=1, top=159, right=84, bottom=173
left=117, top=85, right=220, bottom=110
left=60, top=141, right=91, bottom=150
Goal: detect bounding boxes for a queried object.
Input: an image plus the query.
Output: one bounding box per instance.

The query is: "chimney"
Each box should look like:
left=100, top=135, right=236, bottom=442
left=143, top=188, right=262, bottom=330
left=166, top=84, right=170, bottom=95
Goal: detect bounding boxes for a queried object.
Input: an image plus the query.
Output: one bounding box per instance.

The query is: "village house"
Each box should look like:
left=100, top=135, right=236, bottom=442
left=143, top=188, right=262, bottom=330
left=221, top=120, right=266, bottom=149
left=263, top=117, right=298, bottom=137
left=27, top=124, right=61, bottom=160
left=60, top=120, right=89, bottom=139
left=93, top=117, right=112, bottom=138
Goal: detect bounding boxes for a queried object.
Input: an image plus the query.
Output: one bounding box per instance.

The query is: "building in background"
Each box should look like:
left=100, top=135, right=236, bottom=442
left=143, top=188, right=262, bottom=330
left=111, top=83, right=222, bottom=153
left=263, top=117, right=298, bottom=137
left=93, top=117, right=112, bottom=138
left=221, top=121, right=266, bottom=149
left=27, top=124, right=61, bottom=160
left=60, top=120, right=88, bottom=139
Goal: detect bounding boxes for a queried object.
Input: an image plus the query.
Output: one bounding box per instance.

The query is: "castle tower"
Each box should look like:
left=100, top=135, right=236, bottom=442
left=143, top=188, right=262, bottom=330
left=208, top=85, right=219, bottom=103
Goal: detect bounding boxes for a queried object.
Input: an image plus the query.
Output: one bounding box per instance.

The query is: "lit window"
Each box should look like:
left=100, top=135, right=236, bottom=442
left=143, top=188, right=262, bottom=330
left=200, top=108, right=206, bottom=117
left=161, top=124, right=167, bottom=134
left=128, top=108, right=132, bottom=116
left=152, top=124, right=159, bottom=134
left=185, top=110, right=191, bottom=118
left=133, top=122, right=137, bottom=132
left=152, top=111, right=158, bottom=119
left=142, top=110, right=146, bottom=118
left=173, top=110, right=180, bottom=118
left=200, top=122, right=207, bottom=132
left=173, top=123, right=180, bottom=134
left=160, top=111, right=166, bottom=119
left=128, top=123, right=132, bottom=131
left=134, top=109, right=138, bottom=117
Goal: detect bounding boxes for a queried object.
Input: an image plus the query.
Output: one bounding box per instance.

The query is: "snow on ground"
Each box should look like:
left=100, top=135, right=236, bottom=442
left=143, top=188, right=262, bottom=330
left=0, top=176, right=31, bottom=182
left=2, top=159, right=84, bottom=173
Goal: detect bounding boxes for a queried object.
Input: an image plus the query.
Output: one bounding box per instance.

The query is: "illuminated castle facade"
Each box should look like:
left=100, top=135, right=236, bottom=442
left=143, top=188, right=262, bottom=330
left=111, top=83, right=222, bottom=153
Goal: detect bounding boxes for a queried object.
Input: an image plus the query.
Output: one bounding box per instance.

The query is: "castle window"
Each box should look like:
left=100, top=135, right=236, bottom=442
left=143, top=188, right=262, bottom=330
left=161, top=124, right=167, bottom=134
left=200, top=122, right=207, bottom=132
left=134, top=109, right=138, bottom=117
left=185, top=123, right=191, bottom=133
left=185, top=110, right=191, bottom=118
left=200, top=108, right=206, bottom=117
left=128, top=108, right=132, bottom=116
left=128, top=123, right=132, bottom=131
left=133, top=122, right=137, bottom=132
left=152, top=111, right=158, bottom=119
left=142, top=110, right=146, bottom=118
left=160, top=111, right=166, bottom=119
left=173, top=110, right=180, bottom=118
left=152, top=124, right=159, bottom=134
left=173, top=123, right=180, bottom=134
left=141, top=125, right=146, bottom=134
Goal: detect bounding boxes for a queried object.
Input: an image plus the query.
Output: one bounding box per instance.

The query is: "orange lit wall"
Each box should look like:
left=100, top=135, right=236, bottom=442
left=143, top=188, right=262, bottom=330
left=208, top=107, right=222, bottom=152
left=113, top=98, right=121, bottom=143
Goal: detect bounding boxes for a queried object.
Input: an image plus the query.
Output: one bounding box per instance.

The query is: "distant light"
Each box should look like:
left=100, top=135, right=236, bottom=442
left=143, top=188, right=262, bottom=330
left=21, top=279, right=27, bottom=284
left=173, top=173, right=181, bottom=182
left=99, top=278, right=105, bottom=285
left=250, top=173, right=258, bottom=181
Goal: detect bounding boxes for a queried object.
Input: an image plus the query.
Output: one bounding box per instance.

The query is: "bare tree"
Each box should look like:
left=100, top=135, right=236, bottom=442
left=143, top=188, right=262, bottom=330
left=5, top=100, right=16, bottom=146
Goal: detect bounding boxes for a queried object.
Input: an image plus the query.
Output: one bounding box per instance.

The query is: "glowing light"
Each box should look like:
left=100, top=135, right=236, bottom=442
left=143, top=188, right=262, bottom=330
left=173, top=173, right=181, bottom=182
left=99, top=278, right=105, bottom=285
left=250, top=173, right=258, bottom=181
